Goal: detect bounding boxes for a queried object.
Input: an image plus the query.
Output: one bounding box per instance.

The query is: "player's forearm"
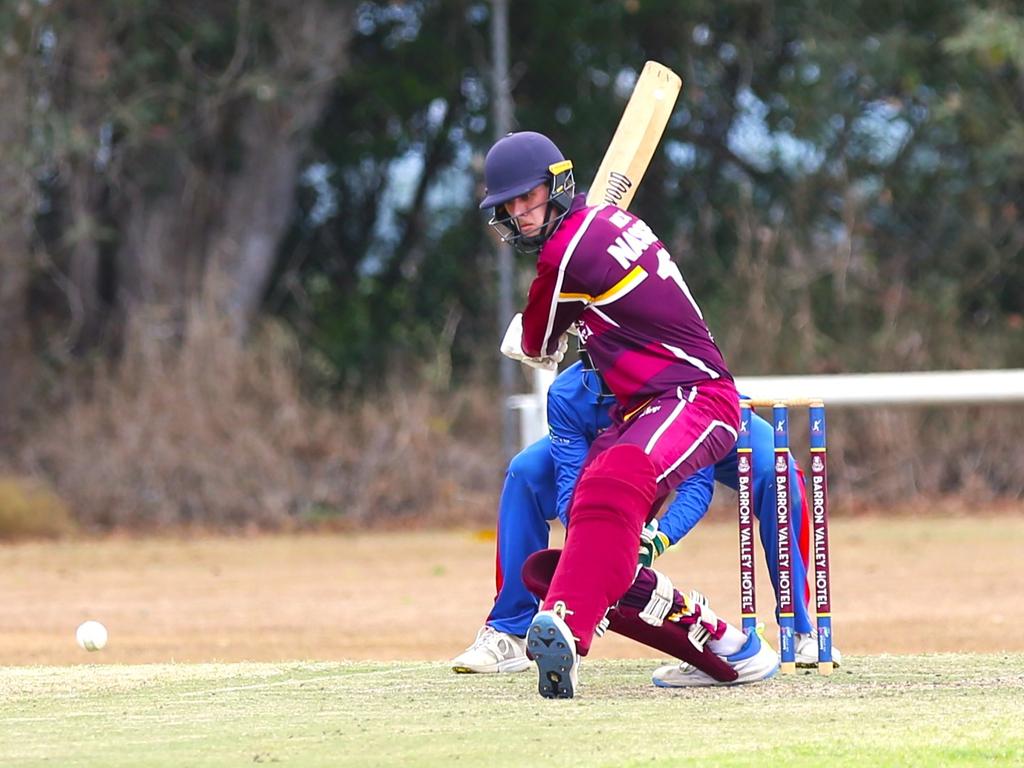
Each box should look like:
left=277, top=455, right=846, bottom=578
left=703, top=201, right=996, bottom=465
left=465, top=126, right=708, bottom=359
left=521, top=265, right=578, bottom=358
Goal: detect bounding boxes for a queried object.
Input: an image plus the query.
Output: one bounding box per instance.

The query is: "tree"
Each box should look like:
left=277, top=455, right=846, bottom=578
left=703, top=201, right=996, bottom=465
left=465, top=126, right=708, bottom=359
left=0, top=3, right=44, bottom=429
left=28, top=0, right=355, bottom=352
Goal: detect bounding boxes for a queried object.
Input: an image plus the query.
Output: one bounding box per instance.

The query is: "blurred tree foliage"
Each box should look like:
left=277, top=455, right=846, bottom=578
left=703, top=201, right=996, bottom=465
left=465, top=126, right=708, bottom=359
left=4, top=0, right=1023, bottom=392
left=7, top=0, right=353, bottom=358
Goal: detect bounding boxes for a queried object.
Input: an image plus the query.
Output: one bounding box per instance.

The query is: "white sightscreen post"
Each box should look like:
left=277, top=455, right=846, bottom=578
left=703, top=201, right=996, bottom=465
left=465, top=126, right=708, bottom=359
left=506, top=366, right=557, bottom=451
left=532, top=366, right=556, bottom=435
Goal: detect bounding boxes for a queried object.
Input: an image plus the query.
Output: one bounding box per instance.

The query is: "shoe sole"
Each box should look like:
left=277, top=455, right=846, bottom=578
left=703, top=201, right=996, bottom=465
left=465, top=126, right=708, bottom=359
left=527, top=614, right=576, bottom=699
left=653, top=664, right=779, bottom=688
left=652, top=650, right=781, bottom=688
left=732, top=645, right=781, bottom=684
left=795, top=636, right=842, bottom=669
left=451, top=658, right=531, bottom=674
left=651, top=663, right=778, bottom=688
left=738, top=660, right=780, bottom=684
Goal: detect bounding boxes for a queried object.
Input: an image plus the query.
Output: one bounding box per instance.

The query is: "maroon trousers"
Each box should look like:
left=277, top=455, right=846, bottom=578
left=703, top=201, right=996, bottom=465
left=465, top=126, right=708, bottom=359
left=523, top=548, right=737, bottom=682
left=541, top=377, right=740, bottom=654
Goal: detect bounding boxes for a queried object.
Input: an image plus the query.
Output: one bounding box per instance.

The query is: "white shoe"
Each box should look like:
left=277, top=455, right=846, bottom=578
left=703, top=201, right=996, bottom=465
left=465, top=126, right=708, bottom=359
left=652, top=630, right=779, bottom=688
left=795, top=631, right=843, bottom=669
left=451, top=625, right=530, bottom=674
left=526, top=603, right=579, bottom=698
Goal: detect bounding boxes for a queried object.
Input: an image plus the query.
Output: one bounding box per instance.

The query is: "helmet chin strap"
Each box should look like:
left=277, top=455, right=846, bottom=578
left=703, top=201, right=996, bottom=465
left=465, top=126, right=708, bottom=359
left=578, top=346, right=614, bottom=398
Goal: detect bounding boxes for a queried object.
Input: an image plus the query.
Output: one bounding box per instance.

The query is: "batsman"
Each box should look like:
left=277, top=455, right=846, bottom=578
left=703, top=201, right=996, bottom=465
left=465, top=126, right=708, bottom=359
left=481, top=131, right=756, bottom=698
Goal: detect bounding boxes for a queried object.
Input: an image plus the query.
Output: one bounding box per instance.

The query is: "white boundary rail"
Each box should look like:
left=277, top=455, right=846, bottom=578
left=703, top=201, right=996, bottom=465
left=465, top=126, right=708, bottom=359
left=734, top=369, right=1024, bottom=407
left=508, top=369, right=1024, bottom=450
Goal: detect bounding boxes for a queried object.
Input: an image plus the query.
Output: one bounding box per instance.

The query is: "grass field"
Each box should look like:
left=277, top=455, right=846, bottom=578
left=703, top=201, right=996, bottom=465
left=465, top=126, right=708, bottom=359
left=2, top=655, right=1023, bottom=767
left=2, top=517, right=1023, bottom=765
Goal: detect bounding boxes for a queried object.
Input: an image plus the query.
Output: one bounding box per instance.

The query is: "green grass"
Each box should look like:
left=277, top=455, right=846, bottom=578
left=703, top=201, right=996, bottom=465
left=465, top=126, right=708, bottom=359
left=2, top=655, right=1023, bottom=767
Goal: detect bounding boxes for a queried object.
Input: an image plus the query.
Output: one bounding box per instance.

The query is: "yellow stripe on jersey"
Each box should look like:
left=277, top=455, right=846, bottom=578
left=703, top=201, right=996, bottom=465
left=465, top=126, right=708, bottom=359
left=594, top=265, right=648, bottom=304
left=558, top=290, right=594, bottom=302
left=558, top=265, right=648, bottom=305
left=623, top=396, right=655, bottom=422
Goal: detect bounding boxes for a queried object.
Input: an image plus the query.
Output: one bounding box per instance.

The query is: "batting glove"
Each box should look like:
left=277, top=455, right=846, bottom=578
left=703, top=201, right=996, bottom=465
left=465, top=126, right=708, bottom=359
left=522, top=355, right=557, bottom=372
left=523, top=333, right=568, bottom=371
left=501, top=314, right=567, bottom=371
left=638, top=519, right=671, bottom=567
left=499, top=313, right=529, bottom=362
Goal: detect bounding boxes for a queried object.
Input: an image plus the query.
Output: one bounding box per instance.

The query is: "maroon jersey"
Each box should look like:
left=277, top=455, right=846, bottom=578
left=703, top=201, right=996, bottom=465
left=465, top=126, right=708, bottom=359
left=520, top=195, right=732, bottom=414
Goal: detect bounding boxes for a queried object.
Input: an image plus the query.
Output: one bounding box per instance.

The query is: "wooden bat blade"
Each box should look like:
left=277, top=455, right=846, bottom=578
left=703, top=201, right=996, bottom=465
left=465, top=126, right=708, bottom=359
left=586, top=60, right=682, bottom=210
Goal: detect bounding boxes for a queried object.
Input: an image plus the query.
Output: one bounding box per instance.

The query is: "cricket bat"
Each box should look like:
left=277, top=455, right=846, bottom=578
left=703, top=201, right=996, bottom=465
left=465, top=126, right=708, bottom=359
left=586, top=60, right=682, bottom=210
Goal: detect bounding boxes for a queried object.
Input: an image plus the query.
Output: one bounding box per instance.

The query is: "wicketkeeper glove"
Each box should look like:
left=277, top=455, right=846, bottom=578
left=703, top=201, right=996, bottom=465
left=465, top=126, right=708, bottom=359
left=638, top=519, right=671, bottom=567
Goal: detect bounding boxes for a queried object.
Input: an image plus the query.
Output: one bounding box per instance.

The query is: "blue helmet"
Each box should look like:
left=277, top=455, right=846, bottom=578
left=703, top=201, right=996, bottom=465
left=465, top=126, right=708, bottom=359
left=479, top=131, right=576, bottom=253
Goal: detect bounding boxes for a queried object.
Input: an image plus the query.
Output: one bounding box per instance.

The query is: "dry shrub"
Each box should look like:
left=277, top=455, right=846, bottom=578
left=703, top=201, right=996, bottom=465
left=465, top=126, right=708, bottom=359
left=0, top=474, right=76, bottom=540
left=335, top=382, right=503, bottom=526
left=825, top=406, right=1024, bottom=506
left=18, top=317, right=504, bottom=531
left=16, top=308, right=1018, bottom=532
left=708, top=217, right=1024, bottom=510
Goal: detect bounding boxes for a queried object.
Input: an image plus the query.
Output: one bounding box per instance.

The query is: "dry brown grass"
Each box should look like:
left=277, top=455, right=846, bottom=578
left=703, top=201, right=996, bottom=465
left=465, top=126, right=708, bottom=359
left=824, top=406, right=1024, bottom=503
left=15, top=318, right=503, bottom=531
left=5, top=311, right=1021, bottom=532
left=2, top=517, right=1023, bottom=665
left=0, top=474, right=76, bottom=540
left=709, top=220, right=1024, bottom=505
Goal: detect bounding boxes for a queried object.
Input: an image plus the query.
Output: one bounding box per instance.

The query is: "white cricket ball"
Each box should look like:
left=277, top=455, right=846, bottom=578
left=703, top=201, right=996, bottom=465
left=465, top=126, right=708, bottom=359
left=76, top=620, right=108, bottom=652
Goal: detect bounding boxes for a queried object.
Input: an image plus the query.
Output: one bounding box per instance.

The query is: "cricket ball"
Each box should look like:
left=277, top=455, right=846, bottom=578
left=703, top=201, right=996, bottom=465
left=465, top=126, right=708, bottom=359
left=76, top=620, right=108, bottom=652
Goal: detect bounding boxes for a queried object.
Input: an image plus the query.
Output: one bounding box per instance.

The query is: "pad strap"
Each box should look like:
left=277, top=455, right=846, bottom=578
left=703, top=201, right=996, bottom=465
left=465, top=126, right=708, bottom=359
left=678, top=590, right=727, bottom=650
left=637, top=565, right=676, bottom=627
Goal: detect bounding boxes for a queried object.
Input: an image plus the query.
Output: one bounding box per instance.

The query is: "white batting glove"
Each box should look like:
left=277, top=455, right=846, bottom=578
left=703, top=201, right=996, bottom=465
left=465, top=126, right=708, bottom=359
left=522, top=333, right=568, bottom=371
left=522, top=355, right=558, bottom=372
left=500, top=313, right=529, bottom=362
left=500, top=315, right=567, bottom=371
left=551, top=333, right=568, bottom=363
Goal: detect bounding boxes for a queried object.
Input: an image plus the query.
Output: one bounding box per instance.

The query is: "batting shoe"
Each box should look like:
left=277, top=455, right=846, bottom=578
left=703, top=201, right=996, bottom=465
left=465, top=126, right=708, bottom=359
left=526, top=602, right=579, bottom=699
left=651, top=630, right=779, bottom=688
left=451, top=625, right=530, bottom=674
left=795, top=631, right=843, bottom=669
